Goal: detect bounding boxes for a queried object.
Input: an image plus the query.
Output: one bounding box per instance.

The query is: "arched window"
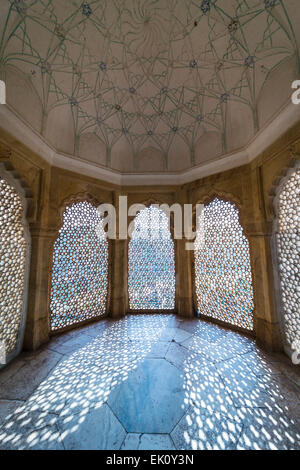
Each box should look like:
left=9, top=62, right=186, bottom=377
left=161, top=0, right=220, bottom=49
left=128, top=205, right=175, bottom=310
left=0, top=174, right=29, bottom=366
left=195, top=198, right=254, bottom=330
left=50, top=201, right=108, bottom=331
left=275, top=168, right=300, bottom=351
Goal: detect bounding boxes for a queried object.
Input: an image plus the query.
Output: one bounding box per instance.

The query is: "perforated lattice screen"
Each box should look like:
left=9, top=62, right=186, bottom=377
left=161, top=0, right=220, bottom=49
left=50, top=201, right=108, bottom=331
left=277, top=169, right=300, bottom=350
left=195, top=198, right=254, bottom=330
left=0, top=177, right=27, bottom=354
left=128, top=206, right=175, bottom=310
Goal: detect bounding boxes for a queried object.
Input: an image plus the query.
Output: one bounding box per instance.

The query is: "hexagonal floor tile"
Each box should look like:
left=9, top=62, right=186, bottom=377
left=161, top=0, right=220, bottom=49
left=108, top=359, right=187, bottom=433
left=171, top=407, right=242, bottom=450
left=58, top=404, right=126, bottom=450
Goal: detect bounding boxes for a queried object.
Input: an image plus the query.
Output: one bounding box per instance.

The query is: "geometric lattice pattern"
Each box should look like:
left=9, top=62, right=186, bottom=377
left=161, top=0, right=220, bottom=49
left=0, top=177, right=27, bottom=354
left=195, top=198, right=254, bottom=330
left=277, top=168, right=300, bottom=350
left=0, top=1, right=298, bottom=169
left=50, top=201, right=108, bottom=331
left=128, top=206, right=175, bottom=310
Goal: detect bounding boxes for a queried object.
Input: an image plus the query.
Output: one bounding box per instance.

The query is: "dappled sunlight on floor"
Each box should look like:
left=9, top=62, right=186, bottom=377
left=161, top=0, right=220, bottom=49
left=0, top=315, right=299, bottom=450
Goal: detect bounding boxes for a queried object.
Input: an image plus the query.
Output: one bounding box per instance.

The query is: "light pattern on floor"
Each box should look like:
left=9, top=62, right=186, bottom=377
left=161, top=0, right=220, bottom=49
left=0, top=315, right=299, bottom=450
left=195, top=198, right=254, bottom=330
left=50, top=201, right=108, bottom=331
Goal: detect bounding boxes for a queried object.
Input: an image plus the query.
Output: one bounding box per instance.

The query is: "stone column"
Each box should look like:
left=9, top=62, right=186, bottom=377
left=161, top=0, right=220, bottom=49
left=176, top=237, right=194, bottom=317
left=109, top=191, right=128, bottom=318
left=24, top=227, right=55, bottom=350
left=109, top=238, right=128, bottom=318
left=174, top=186, right=194, bottom=318
left=246, top=225, right=283, bottom=351
left=243, top=165, right=283, bottom=352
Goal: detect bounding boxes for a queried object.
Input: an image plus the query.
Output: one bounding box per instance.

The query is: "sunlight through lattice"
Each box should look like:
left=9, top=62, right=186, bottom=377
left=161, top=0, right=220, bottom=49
left=128, top=206, right=175, bottom=310
left=50, top=201, right=108, bottom=331
left=277, top=168, right=300, bottom=349
left=195, top=198, right=254, bottom=330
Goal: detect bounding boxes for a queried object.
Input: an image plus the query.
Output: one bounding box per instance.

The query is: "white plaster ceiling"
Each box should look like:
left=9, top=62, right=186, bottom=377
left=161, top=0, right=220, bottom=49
left=0, top=0, right=300, bottom=181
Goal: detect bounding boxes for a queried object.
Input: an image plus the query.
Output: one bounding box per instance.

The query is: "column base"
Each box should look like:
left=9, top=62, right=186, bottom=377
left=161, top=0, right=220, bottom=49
left=23, top=315, right=50, bottom=351
left=109, top=297, right=127, bottom=319
left=177, top=297, right=194, bottom=318
left=255, top=317, right=283, bottom=352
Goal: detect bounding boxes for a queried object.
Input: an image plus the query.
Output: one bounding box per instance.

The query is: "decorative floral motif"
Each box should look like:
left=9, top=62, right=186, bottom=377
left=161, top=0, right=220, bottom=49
left=98, top=61, right=107, bottom=71
left=81, top=2, right=92, bottom=18
left=220, top=93, right=229, bottom=103
left=13, top=0, right=26, bottom=15
left=40, top=61, right=51, bottom=73
left=245, top=56, right=255, bottom=67
left=264, top=0, right=276, bottom=9
left=69, top=96, right=78, bottom=107
left=228, top=19, right=238, bottom=33
left=201, top=0, right=210, bottom=14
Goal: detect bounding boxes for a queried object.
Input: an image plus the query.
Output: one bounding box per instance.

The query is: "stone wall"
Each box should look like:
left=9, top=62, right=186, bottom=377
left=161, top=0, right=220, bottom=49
left=0, top=122, right=299, bottom=353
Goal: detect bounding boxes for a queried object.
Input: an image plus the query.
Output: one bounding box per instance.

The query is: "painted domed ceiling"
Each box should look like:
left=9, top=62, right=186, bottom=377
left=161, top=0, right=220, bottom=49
left=0, top=0, right=299, bottom=174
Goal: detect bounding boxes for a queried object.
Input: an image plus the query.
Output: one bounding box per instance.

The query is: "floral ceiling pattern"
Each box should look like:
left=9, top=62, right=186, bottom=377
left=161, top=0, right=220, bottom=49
left=0, top=0, right=299, bottom=171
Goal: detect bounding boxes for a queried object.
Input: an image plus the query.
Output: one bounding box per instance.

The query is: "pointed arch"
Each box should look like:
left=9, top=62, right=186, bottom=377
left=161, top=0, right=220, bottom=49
left=194, top=196, right=254, bottom=331
left=49, top=197, right=109, bottom=332
left=128, top=205, right=175, bottom=311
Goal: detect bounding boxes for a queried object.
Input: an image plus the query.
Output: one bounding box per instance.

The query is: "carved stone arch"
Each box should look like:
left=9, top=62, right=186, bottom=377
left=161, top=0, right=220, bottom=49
left=127, top=199, right=177, bottom=313
left=127, top=196, right=177, bottom=240
left=48, top=191, right=111, bottom=333
left=0, top=161, right=33, bottom=368
left=269, top=155, right=300, bottom=358
left=55, top=191, right=102, bottom=233
left=191, top=190, right=243, bottom=233
left=189, top=191, right=245, bottom=317
left=192, top=189, right=255, bottom=334
left=127, top=197, right=178, bottom=310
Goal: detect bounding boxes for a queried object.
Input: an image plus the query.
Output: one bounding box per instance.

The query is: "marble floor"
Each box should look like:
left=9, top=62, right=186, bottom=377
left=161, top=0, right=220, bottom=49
left=0, top=314, right=299, bottom=450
